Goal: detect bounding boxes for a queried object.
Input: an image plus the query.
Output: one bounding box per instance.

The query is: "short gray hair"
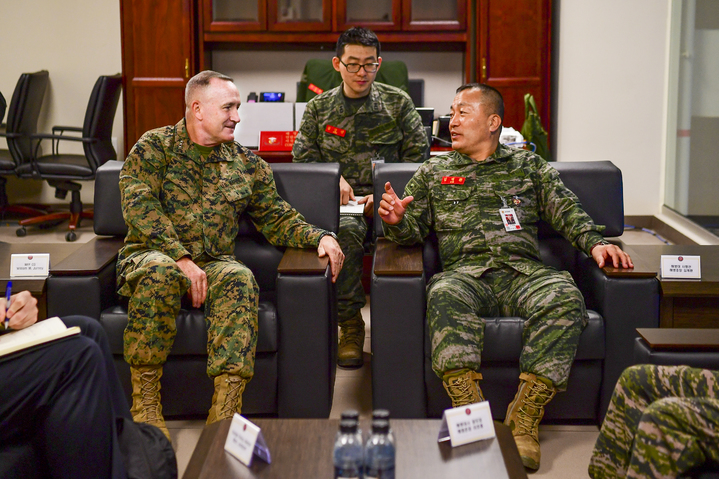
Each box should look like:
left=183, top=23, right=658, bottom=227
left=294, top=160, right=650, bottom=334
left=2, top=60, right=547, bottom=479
left=185, top=70, right=234, bottom=105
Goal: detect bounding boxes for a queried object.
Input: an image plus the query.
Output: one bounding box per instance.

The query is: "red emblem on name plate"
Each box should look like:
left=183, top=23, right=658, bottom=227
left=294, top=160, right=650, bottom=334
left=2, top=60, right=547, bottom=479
left=465, top=408, right=471, bottom=415
left=28, top=256, right=33, bottom=260
left=678, top=256, right=684, bottom=261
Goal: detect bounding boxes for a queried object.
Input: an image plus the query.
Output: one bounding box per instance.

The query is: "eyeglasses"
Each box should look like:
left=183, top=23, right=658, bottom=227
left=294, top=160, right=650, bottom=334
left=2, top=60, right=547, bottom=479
left=339, top=60, right=380, bottom=73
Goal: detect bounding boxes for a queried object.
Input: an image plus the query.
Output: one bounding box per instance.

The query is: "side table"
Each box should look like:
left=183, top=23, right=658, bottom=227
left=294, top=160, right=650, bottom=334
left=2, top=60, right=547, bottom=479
left=624, top=245, right=719, bottom=328
left=634, top=328, right=719, bottom=369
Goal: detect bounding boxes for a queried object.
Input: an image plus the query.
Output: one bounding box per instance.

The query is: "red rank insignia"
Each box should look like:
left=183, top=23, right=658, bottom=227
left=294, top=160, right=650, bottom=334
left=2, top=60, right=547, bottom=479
left=325, top=125, right=347, bottom=137
left=308, top=83, right=323, bottom=95
left=441, top=176, right=466, bottom=185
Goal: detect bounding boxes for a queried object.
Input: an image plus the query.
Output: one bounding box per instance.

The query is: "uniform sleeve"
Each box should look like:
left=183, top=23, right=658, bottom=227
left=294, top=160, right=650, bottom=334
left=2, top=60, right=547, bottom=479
left=535, top=158, right=606, bottom=255
left=398, top=97, right=428, bottom=164
left=382, top=164, right=433, bottom=245
left=292, top=101, right=322, bottom=163
left=119, top=134, right=191, bottom=260
left=245, top=156, right=326, bottom=248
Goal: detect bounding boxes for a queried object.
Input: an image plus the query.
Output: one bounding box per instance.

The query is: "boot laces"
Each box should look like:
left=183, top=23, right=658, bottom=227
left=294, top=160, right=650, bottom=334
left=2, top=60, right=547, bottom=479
left=138, top=369, right=162, bottom=422
left=445, top=375, right=482, bottom=405
left=516, top=381, right=553, bottom=436
left=340, top=327, right=364, bottom=347
left=220, top=376, right=244, bottom=417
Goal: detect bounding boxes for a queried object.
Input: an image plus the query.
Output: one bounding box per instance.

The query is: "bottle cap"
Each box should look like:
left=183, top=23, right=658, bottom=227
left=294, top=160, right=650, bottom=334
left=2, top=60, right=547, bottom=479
left=341, top=409, right=360, bottom=422
left=372, top=409, right=390, bottom=421
left=371, top=419, right=389, bottom=434
left=340, top=419, right=358, bottom=434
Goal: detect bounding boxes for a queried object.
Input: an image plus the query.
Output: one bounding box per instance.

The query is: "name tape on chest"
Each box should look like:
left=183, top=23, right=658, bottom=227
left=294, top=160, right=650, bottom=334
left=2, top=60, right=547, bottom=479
left=324, top=125, right=347, bottom=137
left=441, top=176, right=466, bottom=185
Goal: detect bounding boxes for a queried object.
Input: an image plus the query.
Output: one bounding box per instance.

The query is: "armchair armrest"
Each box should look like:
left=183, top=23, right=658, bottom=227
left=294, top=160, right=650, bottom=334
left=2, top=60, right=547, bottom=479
left=373, top=238, right=424, bottom=276
left=47, top=237, right=123, bottom=319
left=276, top=247, right=336, bottom=417
left=575, top=253, right=660, bottom=421
left=371, top=238, right=428, bottom=418
left=277, top=247, right=329, bottom=274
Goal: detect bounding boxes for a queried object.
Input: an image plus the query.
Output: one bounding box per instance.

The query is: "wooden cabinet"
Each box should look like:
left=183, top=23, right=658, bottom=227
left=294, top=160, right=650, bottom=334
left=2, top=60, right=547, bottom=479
left=120, top=0, right=197, bottom=156
left=120, top=0, right=553, bottom=154
left=334, top=0, right=465, bottom=32
left=477, top=0, right=552, bottom=132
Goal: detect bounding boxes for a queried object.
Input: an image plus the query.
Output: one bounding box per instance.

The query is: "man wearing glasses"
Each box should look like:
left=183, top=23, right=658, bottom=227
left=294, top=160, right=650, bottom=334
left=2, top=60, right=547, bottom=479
left=293, top=27, right=427, bottom=368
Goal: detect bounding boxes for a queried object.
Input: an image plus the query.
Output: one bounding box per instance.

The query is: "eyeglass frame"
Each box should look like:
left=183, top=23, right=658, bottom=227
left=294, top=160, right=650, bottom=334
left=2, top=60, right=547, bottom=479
left=339, top=60, right=380, bottom=74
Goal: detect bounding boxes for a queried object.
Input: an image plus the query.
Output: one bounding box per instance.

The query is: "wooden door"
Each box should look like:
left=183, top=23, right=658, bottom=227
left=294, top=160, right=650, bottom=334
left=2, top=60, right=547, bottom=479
left=477, top=0, right=551, bottom=135
left=120, top=0, right=196, bottom=156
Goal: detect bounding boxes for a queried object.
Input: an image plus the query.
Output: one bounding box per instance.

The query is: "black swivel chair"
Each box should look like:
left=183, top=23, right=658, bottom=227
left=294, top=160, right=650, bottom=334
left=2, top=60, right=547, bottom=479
left=0, top=71, right=51, bottom=219
left=16, top=74, right=122, bottom=241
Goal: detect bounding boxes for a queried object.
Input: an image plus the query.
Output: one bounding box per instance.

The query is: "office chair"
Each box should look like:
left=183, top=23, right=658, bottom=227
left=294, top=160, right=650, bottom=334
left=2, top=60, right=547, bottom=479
left=0, top=71, right=52, bottom=220
left=16, top=74, right=122, bottom=241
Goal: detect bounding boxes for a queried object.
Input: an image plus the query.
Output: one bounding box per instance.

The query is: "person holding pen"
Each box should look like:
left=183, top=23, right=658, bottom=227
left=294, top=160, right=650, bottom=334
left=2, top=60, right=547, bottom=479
left=0, top=290, right=172, bottom=478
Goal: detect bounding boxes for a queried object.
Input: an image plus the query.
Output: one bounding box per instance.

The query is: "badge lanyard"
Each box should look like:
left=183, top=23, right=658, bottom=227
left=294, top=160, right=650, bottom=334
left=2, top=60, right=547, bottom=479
left=496, top=193, right=523, bottom=231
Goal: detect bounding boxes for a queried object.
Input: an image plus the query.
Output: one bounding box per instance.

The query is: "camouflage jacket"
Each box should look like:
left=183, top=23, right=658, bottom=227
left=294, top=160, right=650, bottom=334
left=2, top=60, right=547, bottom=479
left=383, top=145, right=606, bottom=276
left=292, top=82, right=427, bottom=196
left=118, top=119, right=326, bottom=265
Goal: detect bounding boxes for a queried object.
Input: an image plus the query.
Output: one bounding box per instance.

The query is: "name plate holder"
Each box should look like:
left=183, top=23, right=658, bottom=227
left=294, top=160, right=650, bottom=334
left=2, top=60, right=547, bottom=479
left=10, top=253, right=50, bottom=278
left=224, top=414, right=272, bottom=466
left=660, top=255, right=701, bottom=279
left=438, top=401, right=496, bottom=447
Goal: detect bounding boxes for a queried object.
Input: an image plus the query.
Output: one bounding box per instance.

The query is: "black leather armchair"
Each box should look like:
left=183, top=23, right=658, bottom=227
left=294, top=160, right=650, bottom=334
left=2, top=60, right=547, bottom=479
left=47, top=160, right=340, bottom=418
left=370, top=160, right=660, bottom=423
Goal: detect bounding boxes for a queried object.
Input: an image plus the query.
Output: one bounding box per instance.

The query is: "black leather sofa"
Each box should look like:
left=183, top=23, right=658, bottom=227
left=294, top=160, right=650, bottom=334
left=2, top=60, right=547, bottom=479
left=47, top=160, right=340, bottom=418
left=370, top=160, right=660, bottom=424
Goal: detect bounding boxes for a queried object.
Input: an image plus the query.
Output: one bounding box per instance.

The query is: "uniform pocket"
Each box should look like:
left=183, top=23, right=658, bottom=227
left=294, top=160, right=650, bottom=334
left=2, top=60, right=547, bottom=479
left=433, top=186, right=473, bottom=231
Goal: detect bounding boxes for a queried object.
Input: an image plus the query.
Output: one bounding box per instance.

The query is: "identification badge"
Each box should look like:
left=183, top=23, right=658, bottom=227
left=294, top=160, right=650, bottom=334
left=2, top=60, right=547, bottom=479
left=308, top=83, right=323, bottom=95
left=441, top=176, right=466, bottom=185
left=499, top=208, right=522, bottom=231
left=660, top=255, right=701, bottom=279
left=325, top=125, right=346, bottom=137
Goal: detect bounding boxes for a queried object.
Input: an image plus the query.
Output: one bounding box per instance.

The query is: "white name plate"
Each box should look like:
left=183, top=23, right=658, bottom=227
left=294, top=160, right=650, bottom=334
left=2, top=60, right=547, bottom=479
left=438, top=401, right=496, bottom=447
left=660, top=255, right=701, bottom=279
left=10, top=253, right=50, bottom=277
left=224, top=414, right=271, bottom=466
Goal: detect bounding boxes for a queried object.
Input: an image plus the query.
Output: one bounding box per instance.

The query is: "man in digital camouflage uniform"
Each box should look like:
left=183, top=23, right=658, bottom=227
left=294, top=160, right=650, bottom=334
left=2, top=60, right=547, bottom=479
left=378, top=83, right=633, bottom=469
left=589, top=364, right=719, bottom=478
left=293, top=27, right=427, bottom=367
left=118, top=70, right=344, bottom=438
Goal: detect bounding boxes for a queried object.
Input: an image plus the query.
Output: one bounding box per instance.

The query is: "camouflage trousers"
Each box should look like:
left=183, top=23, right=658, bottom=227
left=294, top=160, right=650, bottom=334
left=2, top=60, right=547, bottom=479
left=426, top=266, right=587, bottom=390
left=589, top=365, right=719, bottom=479
left=336, top=215, right=368, bottom=323
left=118, top=250, right=259, bottom=379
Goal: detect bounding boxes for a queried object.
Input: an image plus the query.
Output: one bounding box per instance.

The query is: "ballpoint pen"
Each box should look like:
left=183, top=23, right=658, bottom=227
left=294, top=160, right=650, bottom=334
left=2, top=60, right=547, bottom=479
left=5, top=281, right=12, bottom=331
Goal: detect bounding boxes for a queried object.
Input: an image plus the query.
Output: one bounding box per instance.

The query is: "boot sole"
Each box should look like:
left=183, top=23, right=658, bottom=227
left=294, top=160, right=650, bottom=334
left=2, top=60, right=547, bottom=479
left=337, top=357, right=363, bottom=368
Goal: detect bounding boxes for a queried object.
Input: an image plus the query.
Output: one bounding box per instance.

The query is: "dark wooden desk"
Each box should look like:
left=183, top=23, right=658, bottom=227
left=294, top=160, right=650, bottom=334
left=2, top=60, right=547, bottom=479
left=0, top=242, right=83, bottom=319
left=183, top=418, right=527, bottom=479
left=625, top=245, right=719, bottom=328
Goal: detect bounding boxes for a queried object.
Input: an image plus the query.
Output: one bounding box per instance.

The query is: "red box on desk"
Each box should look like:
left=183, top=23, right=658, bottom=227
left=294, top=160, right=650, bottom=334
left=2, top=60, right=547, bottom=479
left=258, top=131, right=298, bottom=151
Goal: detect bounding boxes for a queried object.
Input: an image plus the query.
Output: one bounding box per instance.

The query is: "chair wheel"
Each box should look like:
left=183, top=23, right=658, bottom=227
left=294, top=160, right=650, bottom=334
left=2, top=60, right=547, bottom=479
left=66, top=231, right=77, bottom=242
left=16, top=227, right=27, bottom=237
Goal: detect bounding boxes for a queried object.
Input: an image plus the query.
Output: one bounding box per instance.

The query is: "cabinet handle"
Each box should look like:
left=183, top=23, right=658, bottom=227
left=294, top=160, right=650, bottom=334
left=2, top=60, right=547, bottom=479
left=185, top=58, right=190, bottom=79
left=481, top=57, right=487, bottom=81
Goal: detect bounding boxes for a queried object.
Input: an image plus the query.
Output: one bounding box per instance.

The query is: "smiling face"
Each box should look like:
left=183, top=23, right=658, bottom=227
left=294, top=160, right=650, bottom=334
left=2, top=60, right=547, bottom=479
left=188, top=77, right=242, bottom=147
left=449, top=88, right=502, bottom=161
left=332, top=44, right=382, bottom=99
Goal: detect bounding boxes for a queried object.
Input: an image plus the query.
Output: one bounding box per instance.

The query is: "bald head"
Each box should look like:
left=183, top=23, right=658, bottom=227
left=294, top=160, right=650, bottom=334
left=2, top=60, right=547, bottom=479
left=185, top=70, right=234, bottom=108
left=455, top=83, right=504, bottom=126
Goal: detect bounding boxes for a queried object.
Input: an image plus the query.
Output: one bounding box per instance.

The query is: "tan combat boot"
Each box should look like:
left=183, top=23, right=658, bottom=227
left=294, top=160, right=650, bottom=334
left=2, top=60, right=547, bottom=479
left=442, top=369, right=484, bottom=408
left=504, top=372, right=557, bottom=470
left=130, top=365, right=170, bottom=440
left=337, top=312, right=365, bottom=368
left=206, top=373, right=248, bottom=425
